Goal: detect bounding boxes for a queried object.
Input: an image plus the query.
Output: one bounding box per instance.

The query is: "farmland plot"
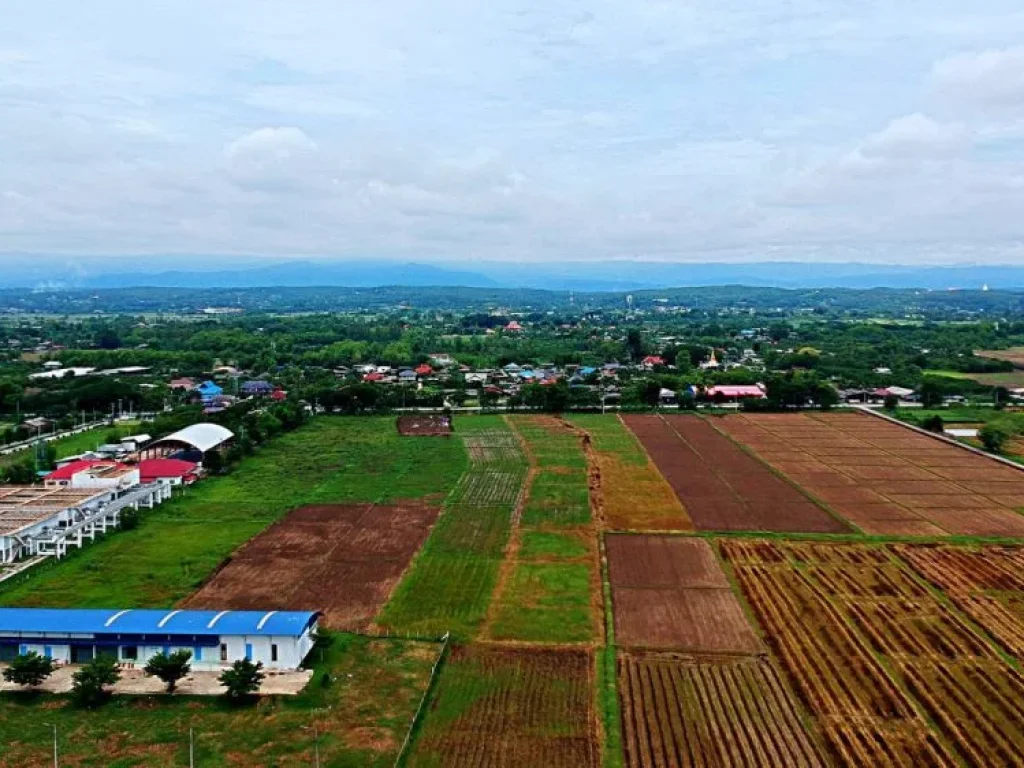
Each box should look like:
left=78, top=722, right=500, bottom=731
left=622, top=415, right=847, bottom=533
left=407, top=646, right=600, bottom=768
left=485, top=416, right=597, bottom=643
left=181, top=501, right=440, bottom=630
left=619, top=652, right=825, bottom=768
left=895, top=544, right=1024, bottom=660
left=379, top=417, right=527, bottom=639
left=607, top=535, right=761, bottom=652
left=723, top=539, right=1024, bottom=767
left=715, top=412, right=1024, bottom=536
left=567, top=414, right=692, bottom=531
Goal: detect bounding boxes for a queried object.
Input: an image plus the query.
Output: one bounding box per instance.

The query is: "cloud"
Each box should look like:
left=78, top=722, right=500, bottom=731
left=1, top=1, right=1024, bottom=264
left=931, top=47, right=1024, bottom=108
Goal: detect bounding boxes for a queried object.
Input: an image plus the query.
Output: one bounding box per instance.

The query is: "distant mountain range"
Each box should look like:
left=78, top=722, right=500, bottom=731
left=1, top=255, right=1023, bottom=292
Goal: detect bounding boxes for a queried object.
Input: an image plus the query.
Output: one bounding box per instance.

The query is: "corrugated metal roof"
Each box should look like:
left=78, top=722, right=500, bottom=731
left=148, top=423, right=234, bottom=453
left=0, top=608, right=316, bottom=637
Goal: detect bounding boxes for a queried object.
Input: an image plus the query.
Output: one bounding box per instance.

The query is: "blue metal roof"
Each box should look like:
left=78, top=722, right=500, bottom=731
left=0, top=609, right=317, bottom=637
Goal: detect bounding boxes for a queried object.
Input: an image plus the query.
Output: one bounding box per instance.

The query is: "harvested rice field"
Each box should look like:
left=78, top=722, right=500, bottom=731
left=720, top=539, right=1024, bottom=767
left=713, top=411, right=1024, bottom=536
left=567, top=414, right=692, bottom=531
left=618, top=651, right=826, bottom=768
left=622, top=414, right=849, bottom=533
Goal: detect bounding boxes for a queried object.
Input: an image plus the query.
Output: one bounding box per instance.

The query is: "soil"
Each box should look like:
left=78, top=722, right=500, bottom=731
left=622, top=415, right=848, bottom=534
left=181, top=501, right=441, bottom=630
left=397, top=414, right=453, bottom=436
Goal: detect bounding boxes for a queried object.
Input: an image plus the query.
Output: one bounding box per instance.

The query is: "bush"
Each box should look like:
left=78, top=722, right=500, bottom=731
left=72, top=654, right=120, bottom=707
left=2, top=652, right=56, bottom=688
left=922, top=415, right=945, bottom=434
left=980, top=423, right=1013, bottom=454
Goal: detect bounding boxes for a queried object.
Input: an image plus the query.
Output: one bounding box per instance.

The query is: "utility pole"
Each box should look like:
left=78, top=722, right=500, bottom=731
left=45, top=723, right=58, bottom=767
left=189, top=727, right=195, bottom=767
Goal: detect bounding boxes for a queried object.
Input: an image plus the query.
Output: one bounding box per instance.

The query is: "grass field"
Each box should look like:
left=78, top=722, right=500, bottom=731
left=925, top=369, right=1024, bottom=388
left=485, top=416, right=596, bottom=644
left=0, top=417, right=466, bottom=608
left=0, top=633, right=439, bottom=767
left=378, top=416, right=525, bottom=640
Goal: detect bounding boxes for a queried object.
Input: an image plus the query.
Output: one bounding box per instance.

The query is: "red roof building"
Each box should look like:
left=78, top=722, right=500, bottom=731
left=705, top=385, right=766, bottom=400
left=642, top=355, right=666, bottom=367
left=139, top=458, right=199, bottom=485
left=505, top=321, right=523, bottom=332
left=415, top=364, right=433, bottom=376
left=270, top=389, right=287, bottom=401
left=45, top=460, right=117, bottom=484
left=363, top=372, right=385, bottom=382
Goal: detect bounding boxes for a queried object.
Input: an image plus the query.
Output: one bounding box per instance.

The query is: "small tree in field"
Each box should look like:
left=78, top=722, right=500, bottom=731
left=883, top=394, right=900, bottom=411
left=219, top=659, right=265, bottom=702
left=2, top=652, right=56, bottom=689
left=72, top=654, right=120, bottom=708
left=144, top=649, right=192, bottom=693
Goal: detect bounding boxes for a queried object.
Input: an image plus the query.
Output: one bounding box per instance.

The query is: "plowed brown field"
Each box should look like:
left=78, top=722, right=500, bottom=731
left=622, top=415, right=848, bottom=533
left=713, top=412, right=1024, bottom=536
left=408, top=646, right=599, bottom=767
left=181, top=501, right=440, bottom=630
left=619, top=652, right=826, bottom=768
left=607, top=535, right=762, bottom=652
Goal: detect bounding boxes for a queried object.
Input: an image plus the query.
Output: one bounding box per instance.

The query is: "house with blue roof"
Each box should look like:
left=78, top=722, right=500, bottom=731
left=195, top=380, right=223, bottom=402
left=0, top=608, right=319, bottom=671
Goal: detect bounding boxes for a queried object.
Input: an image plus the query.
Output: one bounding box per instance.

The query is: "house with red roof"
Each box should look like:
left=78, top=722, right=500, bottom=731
left=705, top=385, right=766, bottom=401
left=44, top=460, right=139, bottom=491
left=415, top=363, right=433, bottom=377
left=270, top=389, right=287, bottom=401
left=505, top=320, right=523, bottom=332
left=641, top=355, right=666, bottom=369
left=363, top=371, right=386, bottom=382
left=139, top=458, right=200, bottom=486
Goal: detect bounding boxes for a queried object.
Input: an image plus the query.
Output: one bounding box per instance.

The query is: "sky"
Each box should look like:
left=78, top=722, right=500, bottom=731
left=1, top=1, right=1024, bottom=267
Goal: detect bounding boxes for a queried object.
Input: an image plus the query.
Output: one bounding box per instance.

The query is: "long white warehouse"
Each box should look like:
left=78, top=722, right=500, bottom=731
left=0, top=608, right=319, bottom=670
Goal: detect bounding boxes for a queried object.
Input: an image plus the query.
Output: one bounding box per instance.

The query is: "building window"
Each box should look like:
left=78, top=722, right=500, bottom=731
left=122, top=646, right=138, bottom=661
left=220, top=643, right=228, bottom=661
left=271, top=644, right=278, bottom=663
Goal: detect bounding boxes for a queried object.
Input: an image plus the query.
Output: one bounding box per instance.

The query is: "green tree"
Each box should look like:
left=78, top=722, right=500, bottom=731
left=2, top=652, right=56, bottom=689
left=203, top=449, right=224, bottom=474
left=922, top=415, right=945, bottom=434
left=883, top=394, right=900, bottom=411
left=625, top=329, right=644, bottom=362
left=919, top=379, right=944, bottom=409
left=219, top=659, right=265, bottom=702
left=980, top=423, right=1013, bottom=454
left=72, top=654, right=120, bottom=707
left=144, top=649, right=192, bottom=693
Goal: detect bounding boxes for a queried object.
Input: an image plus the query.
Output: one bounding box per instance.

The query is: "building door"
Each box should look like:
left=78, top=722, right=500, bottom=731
left=245, top=643, right=253, bottom=661
left=70, top=645, right=94, bottom=664
left=43, top=646, right=53, bottom=659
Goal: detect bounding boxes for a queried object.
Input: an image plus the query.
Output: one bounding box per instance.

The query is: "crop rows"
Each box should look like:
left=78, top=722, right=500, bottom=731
left=719, top=540, right=956, bottom=766
left=485, top=416, right=597, bottom=643
left=723, top=540, right=1024, bottom=767
left=895, top=545, right=1024, bottom=660
left=379, top=416, right=528, bottom=639
left=408, top=646, right=599, bottom=767
left=619, top=652, right=825, bottom=768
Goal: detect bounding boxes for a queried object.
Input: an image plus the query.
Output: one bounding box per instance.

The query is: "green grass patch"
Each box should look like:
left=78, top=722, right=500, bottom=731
left=0, top=633, right=439, bottom=767
left=519, top=530, right=590, bottom=560
left=489, top=562, right=593, bottom=643
left=565, top=414, right=648, bottom=467
left=523, top=468, right=591, bottom=526
left=0, top=417, right=466, bottom=607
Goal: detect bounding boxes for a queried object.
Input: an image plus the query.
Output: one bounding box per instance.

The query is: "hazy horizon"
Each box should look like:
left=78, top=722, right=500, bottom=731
left=3, top=3, right=1023, bottom=265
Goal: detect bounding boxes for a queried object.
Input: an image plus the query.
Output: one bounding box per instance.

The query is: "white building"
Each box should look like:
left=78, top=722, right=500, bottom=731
left=0, top=609, right=319, bottom=671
